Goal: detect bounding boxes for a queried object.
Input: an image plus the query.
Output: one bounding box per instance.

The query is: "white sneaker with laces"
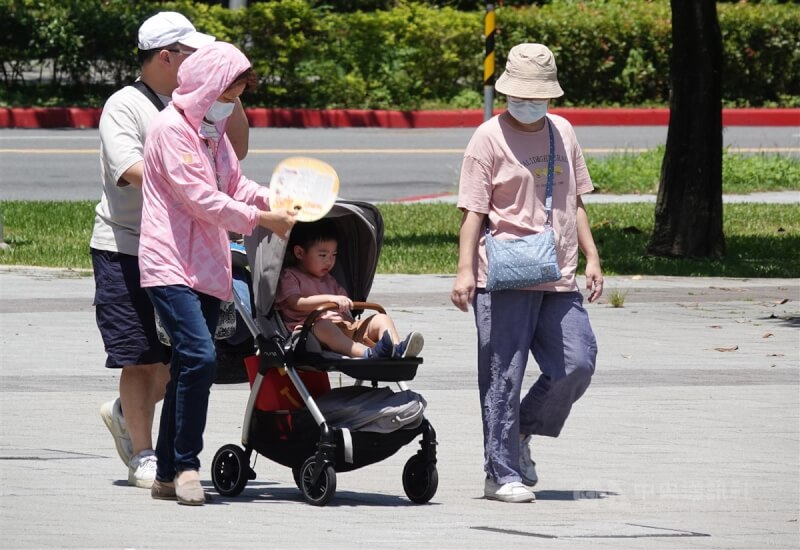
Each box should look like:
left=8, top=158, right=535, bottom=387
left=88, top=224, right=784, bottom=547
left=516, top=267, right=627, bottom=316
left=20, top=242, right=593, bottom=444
left=100, top=398, right=133, bottom=466
left=128, top=450, right=157, bottom=489
left=519, top=435, right=538, bottom=487
left=484, top=478, right=535, bottom=503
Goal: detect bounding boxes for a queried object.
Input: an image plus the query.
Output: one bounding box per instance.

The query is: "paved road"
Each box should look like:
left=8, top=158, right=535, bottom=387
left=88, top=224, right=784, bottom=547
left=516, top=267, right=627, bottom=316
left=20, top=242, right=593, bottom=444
left=1, top=126, right=798, bottom=202
left=0, top=267, right=798, bottom=548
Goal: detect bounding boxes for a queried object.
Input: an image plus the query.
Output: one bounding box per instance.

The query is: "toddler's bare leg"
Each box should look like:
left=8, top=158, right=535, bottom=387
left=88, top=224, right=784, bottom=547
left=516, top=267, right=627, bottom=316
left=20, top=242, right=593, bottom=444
left=363, top=313, right=400, bottom=344
left=312, top=319, right=369, bottom=357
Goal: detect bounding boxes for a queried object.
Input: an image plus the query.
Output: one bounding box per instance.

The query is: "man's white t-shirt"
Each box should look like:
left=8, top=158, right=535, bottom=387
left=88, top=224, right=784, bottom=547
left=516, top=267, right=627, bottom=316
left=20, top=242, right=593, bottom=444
left=90, top=85, right=170, bottom=256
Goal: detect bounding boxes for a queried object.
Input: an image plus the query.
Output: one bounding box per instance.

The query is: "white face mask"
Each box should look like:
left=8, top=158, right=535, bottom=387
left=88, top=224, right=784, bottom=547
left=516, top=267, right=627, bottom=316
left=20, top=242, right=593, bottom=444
left=205, top=101, right=235, bottom=122
left=507, top=97, right=549, bottom=124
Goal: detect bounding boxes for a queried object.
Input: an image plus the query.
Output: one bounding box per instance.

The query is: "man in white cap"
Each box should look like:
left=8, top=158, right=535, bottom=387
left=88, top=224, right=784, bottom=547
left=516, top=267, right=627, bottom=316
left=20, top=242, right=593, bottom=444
left=452, top=43, right=603, bottom=503
left=91, top=12, right=250, bottom=490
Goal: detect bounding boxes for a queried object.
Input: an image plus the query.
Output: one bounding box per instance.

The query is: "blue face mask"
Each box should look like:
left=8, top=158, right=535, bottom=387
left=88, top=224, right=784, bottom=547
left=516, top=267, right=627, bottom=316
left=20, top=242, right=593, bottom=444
left=205, top=101, right=235, bottom=123
left=507, top=97, right=549, bottom=124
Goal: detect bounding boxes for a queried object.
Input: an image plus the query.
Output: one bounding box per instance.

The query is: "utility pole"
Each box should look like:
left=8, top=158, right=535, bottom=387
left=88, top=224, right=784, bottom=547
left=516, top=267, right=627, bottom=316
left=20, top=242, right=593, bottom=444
left=483, top=3, right=496, bottom=121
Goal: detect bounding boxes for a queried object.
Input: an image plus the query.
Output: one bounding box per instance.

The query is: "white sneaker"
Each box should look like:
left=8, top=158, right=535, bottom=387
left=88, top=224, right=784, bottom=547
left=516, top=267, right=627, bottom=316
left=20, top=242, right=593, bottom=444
left=519, top=435, right=538, bottom=487
left=128, top=450, right=157, bottom=489
left=100, top=398, right=133, bottom=466
left=484, top=478, right=535, bottom=503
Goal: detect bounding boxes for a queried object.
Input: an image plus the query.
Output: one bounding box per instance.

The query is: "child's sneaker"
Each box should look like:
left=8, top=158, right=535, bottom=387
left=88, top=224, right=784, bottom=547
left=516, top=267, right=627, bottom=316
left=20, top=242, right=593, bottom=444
left=396, top=332, right=424, bottom=358
left=364, top=331, right=396, bottom=359
left=519, top=435, right=538, bottom=487
left=484, top=478, right=535, bottom=503
left=100, top=398, right=133, bottom=466
left=128, top=450, right=157, bottom=489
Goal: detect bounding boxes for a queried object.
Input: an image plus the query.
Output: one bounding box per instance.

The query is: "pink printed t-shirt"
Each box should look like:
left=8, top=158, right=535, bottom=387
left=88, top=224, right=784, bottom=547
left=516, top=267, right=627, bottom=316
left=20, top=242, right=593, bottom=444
left=457, top=113, right=594, bottom=292
left=275, top=266, right=354, bottom=331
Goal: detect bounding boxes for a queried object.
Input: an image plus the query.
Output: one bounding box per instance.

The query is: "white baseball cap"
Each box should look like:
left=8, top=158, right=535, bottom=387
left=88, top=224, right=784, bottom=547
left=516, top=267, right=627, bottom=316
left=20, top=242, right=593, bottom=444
left=137, top=11, right=215, bottom=51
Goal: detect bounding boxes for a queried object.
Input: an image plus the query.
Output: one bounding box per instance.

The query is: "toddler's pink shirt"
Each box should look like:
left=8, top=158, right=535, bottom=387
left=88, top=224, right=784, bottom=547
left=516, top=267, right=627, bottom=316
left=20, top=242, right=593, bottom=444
left=275, top=266, right=354, bottom=331
left=457, top=113, right=594, bottom=292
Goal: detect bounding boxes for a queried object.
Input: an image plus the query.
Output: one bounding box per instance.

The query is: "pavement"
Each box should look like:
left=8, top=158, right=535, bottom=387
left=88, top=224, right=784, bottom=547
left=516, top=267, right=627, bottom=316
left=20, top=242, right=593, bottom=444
left=0, top=267, right=798, bottom=549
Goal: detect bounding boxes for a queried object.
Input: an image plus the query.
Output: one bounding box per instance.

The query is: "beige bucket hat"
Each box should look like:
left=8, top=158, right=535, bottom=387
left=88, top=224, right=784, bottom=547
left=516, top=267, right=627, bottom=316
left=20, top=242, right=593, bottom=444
left=495, top=43, right=564, bottom=99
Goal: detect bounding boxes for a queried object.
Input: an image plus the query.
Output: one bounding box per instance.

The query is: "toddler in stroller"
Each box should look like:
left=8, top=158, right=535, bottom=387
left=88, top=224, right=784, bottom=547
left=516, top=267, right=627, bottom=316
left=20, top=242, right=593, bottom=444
left=275, top=218, right=424, bottom=360
left=211, top=200, right=438, bottom=506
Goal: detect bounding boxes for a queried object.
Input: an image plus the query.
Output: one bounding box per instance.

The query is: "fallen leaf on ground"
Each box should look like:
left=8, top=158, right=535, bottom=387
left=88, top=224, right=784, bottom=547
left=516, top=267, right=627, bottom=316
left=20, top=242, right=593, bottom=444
left=709, top=325, right=722, bottom=329
left=713, top=345, right=739, bottom=352
left=767, top=353, right=785, bottom=357
left=762, top=332, right=774, bottom=338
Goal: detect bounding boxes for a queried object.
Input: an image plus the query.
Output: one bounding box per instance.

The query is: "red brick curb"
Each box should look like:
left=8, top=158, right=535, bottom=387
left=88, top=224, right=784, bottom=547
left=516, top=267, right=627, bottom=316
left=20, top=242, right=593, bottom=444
left=0, top=107, right=797, bottom=129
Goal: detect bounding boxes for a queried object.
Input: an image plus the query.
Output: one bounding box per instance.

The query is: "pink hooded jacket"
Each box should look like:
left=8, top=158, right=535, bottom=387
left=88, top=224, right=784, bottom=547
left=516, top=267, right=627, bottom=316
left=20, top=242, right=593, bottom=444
left=139, top=43, right=269, bottom=301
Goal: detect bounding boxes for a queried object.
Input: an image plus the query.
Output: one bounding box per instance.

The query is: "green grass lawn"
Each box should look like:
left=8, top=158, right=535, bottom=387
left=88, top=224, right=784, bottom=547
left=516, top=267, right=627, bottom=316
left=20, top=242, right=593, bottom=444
left=585, top=148, right=800, bottom=195
left=2, top=201, right=797, bottom=278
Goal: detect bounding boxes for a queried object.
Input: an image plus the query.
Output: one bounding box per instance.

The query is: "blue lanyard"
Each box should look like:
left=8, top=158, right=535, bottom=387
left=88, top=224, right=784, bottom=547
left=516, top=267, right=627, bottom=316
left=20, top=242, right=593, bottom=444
left=544, top=117, right=555, bottom=227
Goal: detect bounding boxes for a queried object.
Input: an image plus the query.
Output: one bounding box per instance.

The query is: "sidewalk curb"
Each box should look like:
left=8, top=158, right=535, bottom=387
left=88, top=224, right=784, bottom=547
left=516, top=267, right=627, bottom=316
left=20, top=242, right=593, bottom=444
left=0, top=107, right=797, bottom=129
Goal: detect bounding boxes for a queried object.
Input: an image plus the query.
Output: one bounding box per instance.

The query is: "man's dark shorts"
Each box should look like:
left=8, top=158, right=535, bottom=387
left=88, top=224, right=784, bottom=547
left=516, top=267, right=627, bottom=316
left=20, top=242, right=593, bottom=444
left=91, top=248, right=170, bottom=368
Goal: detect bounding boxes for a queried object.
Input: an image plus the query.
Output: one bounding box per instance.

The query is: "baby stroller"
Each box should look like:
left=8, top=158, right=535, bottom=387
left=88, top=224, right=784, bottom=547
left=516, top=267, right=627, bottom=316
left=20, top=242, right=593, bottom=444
left=210, top=200, right=438, bottom=506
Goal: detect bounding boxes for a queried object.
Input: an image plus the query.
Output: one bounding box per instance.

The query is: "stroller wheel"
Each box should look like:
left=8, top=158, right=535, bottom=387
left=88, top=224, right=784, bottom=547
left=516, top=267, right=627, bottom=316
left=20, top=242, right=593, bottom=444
left=299, top=456, right=337, bottom=506
left=211, top=444, right=250, bottom=497
left=402, top=455, right=438, bottom=504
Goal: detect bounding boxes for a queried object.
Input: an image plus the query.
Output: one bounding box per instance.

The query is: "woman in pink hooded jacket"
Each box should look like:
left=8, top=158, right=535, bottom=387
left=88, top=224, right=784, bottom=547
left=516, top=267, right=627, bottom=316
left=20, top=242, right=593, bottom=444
left=139, top=42, right=295, bottom=505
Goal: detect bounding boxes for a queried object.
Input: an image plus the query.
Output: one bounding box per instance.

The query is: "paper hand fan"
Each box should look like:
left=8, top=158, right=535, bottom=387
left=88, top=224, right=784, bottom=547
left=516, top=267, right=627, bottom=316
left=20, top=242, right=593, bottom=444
left=268, top=157, right=339, bottom=222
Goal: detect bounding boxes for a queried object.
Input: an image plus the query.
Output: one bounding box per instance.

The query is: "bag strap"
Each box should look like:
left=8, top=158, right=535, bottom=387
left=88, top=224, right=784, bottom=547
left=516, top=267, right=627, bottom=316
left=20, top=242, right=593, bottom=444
left=131, top=80, right=166, bottom=112
left=543, top=117, right=555, bottom=227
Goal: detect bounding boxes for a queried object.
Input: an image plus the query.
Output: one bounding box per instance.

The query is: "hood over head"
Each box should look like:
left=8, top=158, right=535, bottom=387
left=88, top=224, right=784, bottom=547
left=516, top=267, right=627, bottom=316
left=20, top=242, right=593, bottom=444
left=172, top=42, right=251, bottom=131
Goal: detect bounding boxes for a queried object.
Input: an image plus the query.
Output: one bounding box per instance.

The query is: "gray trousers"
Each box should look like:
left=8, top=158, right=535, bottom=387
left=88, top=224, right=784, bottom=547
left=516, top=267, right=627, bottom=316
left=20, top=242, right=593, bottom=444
left=474, top=289, right=597, bottom=484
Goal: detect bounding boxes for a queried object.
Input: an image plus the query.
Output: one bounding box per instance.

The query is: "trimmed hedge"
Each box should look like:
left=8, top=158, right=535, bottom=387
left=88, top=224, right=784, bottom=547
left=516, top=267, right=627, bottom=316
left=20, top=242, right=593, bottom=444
left=1, top=0, right=798, bottom=108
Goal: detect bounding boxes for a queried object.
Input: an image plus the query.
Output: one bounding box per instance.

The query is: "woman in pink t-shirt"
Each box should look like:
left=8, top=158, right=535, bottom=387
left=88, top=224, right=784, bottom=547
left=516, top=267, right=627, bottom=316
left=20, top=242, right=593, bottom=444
left=451, top=44, right=603, bottom=504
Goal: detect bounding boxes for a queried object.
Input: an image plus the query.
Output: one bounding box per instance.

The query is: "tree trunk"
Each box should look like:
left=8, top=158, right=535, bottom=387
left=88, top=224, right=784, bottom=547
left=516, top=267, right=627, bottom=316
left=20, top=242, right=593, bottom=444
left=647, top=0, right=724, bottom=259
